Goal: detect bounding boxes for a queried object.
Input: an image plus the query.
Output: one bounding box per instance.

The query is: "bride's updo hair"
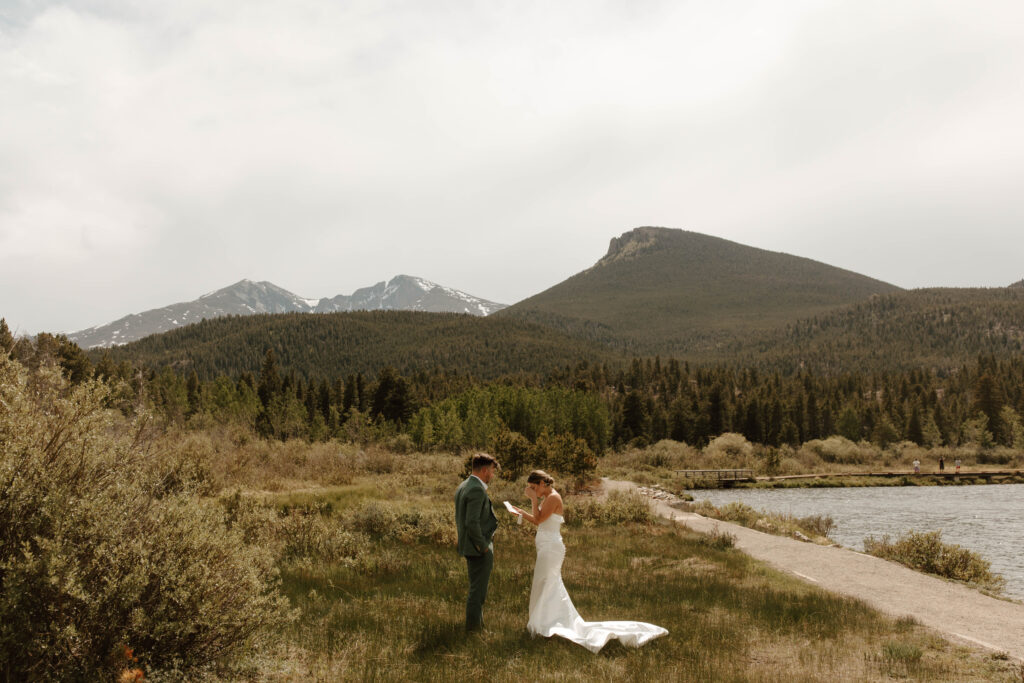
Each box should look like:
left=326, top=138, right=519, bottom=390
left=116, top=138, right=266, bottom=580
left=527, top=470, right=554, bottom=486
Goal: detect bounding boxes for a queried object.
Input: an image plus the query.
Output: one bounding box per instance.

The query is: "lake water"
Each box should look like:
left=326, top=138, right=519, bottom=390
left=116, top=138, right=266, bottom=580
left=694, top=484, right=1024, bottom=601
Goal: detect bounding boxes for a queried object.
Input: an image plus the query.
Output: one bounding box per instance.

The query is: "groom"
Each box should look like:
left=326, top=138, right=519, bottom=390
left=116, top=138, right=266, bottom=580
left=454, top=452, right=499, bottom=632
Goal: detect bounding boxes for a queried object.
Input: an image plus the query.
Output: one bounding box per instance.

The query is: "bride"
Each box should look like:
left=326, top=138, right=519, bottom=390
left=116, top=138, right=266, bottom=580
left=512, top=470, right=668, bottom=653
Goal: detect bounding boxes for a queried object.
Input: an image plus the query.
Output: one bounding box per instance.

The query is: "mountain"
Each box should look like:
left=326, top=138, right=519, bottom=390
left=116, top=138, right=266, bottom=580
left=313, top=275, right=506, bottom=316
left=68, top=276, right=506, bottom=348
left=498, top=227, right=902, bottom=354
left=92, top=310, right=617, bottom=382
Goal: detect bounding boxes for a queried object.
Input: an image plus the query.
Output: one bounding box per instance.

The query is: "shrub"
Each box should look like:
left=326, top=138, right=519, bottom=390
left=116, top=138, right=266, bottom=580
left=699, top=526, right=737, bottom=550
left=687, top=501, right=835, bottom=542
left=491, top=424, right=533, bottom=480
left=534, top=429, right=598, bottom=483
left=797, top=514, right=836, bottom=538
left=278, top=510, right=364, bottom=563
left=704, top=433, right=753, bottom=463
left=384, top=433, right=416, bottom=455
left=863, top=530, right=1004, bottom=592
left=566, top=491, right=653, bottom=526
left=800, top=436, right=878, bottom=465
left=348, top=500, right=397, bottom=538
left=0, top=357, right=291, bottom=680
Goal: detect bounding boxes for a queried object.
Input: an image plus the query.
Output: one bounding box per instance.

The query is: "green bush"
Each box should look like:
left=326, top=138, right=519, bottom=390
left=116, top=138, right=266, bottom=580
left=565, top=491, right=653, bottom=526
left=801, top=436, right=878, bottom=465
left=0, top=357, right=291, bottom=680
left=698, top=526, right=738, bottom=550
left=863, top=530, right=1004, bottom=592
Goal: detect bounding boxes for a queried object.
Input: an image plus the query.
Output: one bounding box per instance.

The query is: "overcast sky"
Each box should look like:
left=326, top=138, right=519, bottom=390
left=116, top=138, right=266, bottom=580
left=2, top=0, right=1023, bottom=335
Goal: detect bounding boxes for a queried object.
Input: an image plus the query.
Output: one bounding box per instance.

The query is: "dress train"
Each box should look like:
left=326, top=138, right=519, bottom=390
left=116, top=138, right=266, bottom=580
left=527, top=514, right=667, bottom=653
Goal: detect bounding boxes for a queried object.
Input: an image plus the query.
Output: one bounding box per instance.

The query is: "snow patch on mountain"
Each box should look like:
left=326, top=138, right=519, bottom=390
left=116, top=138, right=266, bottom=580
left=67, top=275, right=507, bottom=348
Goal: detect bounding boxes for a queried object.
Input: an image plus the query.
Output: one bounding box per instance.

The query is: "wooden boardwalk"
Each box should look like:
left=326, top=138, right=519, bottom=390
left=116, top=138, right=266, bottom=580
left=757, top=469, right=1024, bottom=483
left=676, top=469, right=755, bottom=485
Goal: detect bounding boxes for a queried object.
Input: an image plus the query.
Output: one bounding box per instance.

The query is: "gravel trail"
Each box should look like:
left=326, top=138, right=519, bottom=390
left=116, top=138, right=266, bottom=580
left=603, top=479, right=1024, bottom=662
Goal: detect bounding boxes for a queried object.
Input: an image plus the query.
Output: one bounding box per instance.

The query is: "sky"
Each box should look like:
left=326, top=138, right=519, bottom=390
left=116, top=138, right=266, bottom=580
left=2, top=0, right=1023, bottom=335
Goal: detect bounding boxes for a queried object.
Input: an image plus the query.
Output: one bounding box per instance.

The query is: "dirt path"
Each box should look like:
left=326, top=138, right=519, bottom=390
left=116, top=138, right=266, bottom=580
left=603, top=479, right=1024, bottom=662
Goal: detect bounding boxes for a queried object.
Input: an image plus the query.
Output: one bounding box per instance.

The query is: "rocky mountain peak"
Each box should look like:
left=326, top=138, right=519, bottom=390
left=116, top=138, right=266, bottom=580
left=67, top=275, right=505, bottom=348
left=597, top=227, right=669, bottom=267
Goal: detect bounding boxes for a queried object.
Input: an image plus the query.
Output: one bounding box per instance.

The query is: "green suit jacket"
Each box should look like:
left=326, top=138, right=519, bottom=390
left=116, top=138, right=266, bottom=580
left=455, top=475, right=498, bottom=557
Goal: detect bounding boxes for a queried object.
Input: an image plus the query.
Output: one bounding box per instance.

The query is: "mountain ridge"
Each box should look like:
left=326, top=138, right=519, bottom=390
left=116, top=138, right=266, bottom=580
left=68, top=275, right=506, bottom=348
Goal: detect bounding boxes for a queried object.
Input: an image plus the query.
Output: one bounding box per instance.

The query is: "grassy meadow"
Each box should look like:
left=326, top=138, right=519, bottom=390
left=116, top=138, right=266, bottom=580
left=3, top=351, right=1021, bottom=681
left=167, top=432, right=1020, bottom=681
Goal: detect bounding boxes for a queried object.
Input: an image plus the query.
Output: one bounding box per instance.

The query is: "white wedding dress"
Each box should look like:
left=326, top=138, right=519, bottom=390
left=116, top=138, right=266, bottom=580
left=527, top=513, right=668, bottom=653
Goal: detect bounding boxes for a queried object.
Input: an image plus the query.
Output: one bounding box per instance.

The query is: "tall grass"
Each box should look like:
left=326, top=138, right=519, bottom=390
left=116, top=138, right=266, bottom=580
left=212, top=469, right=1014, bottom=681
left=684, top=500, right=836, bottom=544
left=4, top=353, right=1016, bottom=680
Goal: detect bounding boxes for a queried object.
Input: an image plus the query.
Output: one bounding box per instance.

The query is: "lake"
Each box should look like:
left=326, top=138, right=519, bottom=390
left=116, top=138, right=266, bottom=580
left=694, top=484, right=1024, bottom=601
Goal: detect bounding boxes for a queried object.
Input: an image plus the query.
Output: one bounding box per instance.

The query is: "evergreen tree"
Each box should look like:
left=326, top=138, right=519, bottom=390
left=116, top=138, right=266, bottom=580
left=763, top=399, right=781, bottom=446
left=186, top=370, right=201, bottom=417
left=56, top=337, right=92, bottom=384
left=742, top=399, right=763, bottom=443
left=972, top=373, right=1004, bottom=444
left=318, top=380, right=332, bottom=424
left=93, top=352, right=118, bottom=382
left=620, top=390, right=647, bottom=443
left=257, top=349, right=281, bottom=408
left=371, top=366, right=413, bottom=424
left=356, top=373, right=368, bottom=412
left=805, top=391, right=820, bottom=440
left=836, top=405, right=861, bottom=441
left=706, top=383, right=726, bottom=437
left=342, top=374, right=357, bottom=415
left=905, top=402, right=924, bottom=445
left=668, top=396, right=691, bottom=443
left=0, top=318, right=14, bottom=355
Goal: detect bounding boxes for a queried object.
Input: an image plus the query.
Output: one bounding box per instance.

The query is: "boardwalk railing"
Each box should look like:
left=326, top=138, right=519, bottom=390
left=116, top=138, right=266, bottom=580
left=675, top=469, right=755, bottom=483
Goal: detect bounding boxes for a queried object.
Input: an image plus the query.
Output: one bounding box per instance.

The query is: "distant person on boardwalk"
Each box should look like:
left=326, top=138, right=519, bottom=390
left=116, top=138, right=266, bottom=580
left=455, top=453, right=499, bottom=632
left=955, top=459, right=961, bottom=474
left=912, top=459, right=921, bottom=474
left=939, top=456, right=945, bottom=471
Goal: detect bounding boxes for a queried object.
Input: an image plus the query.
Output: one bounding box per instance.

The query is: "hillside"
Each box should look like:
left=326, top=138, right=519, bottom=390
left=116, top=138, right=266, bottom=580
left=92, top=310, right=618, bottom=382
left=499, top=227, right=901, bottom=354
left=719, top=287, right=1024, bottom=372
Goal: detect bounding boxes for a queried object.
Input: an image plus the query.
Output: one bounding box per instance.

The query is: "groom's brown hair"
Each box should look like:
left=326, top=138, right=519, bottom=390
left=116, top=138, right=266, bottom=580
left=471, top=452, right=497, bottom=470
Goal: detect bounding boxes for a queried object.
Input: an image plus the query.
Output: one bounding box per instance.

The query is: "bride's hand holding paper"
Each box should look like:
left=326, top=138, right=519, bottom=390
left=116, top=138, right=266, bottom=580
left=503, top=500, right=524, bottom=524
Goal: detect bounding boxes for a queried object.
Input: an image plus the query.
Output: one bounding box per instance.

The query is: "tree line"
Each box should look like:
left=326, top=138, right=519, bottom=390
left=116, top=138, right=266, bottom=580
left=5, top=318, right=1022, bottom=465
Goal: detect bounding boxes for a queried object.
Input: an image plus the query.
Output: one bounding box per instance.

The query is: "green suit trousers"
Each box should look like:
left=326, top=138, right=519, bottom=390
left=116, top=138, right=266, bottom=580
left=465, top=550, right=493, bottom=631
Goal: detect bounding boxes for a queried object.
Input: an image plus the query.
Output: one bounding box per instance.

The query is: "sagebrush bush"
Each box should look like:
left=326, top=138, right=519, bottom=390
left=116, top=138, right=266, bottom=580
left=687, top=501, right=835, bottom=542
left=704, top=433, right=754, bottom=463
left=0, top=357, right=291, bottom=680
left=863, top=530, right=1004, bottom=592
left=566, top=491, right=653, bottom=526
left=801, top=437, right=879, bottom=465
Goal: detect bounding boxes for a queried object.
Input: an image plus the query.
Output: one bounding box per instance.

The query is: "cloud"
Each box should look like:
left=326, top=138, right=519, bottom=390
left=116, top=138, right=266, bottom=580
left=1, top=0, right=1022, bottom=333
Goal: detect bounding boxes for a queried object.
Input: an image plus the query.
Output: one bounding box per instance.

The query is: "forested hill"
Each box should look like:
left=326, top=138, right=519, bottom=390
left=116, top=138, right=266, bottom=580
left=92, top=310, right=620, bottom=382
left=712, top=287, right=1024, bottom=373
left=498, top=227, right=901, bottom=354
left=89, top=288, right=1024, bottom=382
